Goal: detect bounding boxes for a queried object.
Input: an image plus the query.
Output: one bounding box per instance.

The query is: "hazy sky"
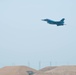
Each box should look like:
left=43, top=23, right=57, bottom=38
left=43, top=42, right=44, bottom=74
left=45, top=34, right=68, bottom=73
left=0, top=0, right=76, bottom=69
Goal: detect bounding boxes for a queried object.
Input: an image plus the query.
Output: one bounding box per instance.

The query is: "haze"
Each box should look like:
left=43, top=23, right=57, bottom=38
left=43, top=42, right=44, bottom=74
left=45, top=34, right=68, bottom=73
left=0, top=0, right=76, bottom=69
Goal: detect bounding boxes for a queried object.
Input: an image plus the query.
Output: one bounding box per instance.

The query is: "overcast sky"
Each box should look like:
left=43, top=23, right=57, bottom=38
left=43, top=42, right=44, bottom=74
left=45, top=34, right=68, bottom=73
left=0, top=0, right=76, bottom=69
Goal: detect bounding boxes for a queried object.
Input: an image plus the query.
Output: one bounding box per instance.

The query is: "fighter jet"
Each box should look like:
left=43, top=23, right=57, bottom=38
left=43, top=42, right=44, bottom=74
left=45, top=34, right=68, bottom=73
left=42, top=18, right=65, bottom=26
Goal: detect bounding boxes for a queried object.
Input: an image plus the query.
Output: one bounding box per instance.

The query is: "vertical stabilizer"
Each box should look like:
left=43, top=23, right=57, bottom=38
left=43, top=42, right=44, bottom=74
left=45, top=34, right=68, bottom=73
left=60, top=18, right=65, bottom=22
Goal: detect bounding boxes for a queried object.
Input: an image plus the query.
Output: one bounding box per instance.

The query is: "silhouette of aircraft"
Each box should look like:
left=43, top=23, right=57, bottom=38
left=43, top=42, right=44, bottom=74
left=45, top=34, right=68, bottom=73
left=42, top=18, right=65, bottom=26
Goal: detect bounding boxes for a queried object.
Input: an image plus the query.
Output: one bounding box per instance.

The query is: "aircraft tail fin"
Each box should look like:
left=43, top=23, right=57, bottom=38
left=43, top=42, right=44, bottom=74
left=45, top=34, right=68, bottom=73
left=60, top=18, right=65, bottom=22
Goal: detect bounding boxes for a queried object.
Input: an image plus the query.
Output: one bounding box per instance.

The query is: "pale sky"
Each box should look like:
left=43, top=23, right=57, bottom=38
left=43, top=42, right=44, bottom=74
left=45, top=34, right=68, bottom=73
left=0, top=0, right=76, bottom=69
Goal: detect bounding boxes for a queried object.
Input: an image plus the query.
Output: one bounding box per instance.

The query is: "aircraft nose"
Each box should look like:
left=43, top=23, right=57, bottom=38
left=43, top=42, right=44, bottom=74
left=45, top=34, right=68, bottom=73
left=42, top=19, right=46, bottom=21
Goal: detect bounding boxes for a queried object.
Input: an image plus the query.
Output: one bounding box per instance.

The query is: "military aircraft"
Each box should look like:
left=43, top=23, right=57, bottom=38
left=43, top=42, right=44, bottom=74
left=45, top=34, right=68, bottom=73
left=42, top=18, right=65, bottom=26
